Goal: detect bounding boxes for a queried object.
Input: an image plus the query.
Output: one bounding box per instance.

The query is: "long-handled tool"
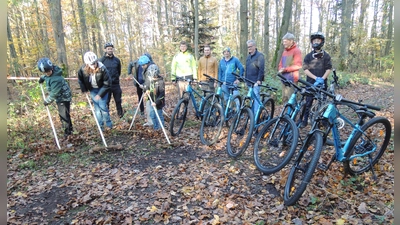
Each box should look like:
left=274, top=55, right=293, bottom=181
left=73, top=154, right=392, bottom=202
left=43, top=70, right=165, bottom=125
left=145, top=92, right=171, bottom=144
left=40, top=84, right=61, bottom=150
left=86, top=93, right=108, bottom=147
left=129, top=93, right=145, bottom=130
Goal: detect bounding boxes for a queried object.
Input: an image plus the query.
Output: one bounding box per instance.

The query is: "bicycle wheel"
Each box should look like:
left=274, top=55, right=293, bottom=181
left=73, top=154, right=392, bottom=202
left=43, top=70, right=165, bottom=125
left=199, top=94, right=219, bottom=119
left=253, top=115, right=299, bottom=174
left=284, top=131, right=323, bottom=206
left=343, top=117, right=391, bottom=175
left=255, top=98, right=275, bottom=133
left=200, top=103, right=224, bottom=145
left=225, top=95, right=242, bottom=122
left=226, top=107, right=254, bottom=158
left=169, top=99, right=188, bottom=136
left=321, top=102, right=359, bottom=146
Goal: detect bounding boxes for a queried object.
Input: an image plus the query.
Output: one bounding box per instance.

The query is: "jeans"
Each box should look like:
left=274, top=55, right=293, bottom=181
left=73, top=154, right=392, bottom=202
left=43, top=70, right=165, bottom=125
left=56, top=101, right=73, bottom=136
left=251, top=85, right=261, bottom=116
left=150, top=107, right=164, bottom=130
left=90, top=89, right=112, bottom=130
left=221, top=83, right=239, bottom=106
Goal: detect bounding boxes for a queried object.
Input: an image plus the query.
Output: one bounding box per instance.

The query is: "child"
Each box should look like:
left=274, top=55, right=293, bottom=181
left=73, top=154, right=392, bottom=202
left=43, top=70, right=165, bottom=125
left=37, top=57, right=73, bottom=137
left=138, top=55, right=165, bottom=130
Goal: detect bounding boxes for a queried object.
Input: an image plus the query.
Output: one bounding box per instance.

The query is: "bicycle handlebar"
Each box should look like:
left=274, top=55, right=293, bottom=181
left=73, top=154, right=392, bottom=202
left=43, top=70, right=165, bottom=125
left=233, top=73, right=278, bottom=91
left=297, top=78, right=381, bottom=111
left=203, top=74, right=223, bottom=85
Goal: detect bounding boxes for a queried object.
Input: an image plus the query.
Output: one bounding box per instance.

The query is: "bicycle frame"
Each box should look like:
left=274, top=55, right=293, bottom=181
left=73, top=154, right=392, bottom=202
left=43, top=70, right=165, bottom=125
left=181, top=80, right=208, bottom=118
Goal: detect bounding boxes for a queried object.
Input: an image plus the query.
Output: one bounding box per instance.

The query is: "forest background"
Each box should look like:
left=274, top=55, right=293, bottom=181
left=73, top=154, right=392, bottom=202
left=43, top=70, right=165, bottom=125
left=7, top=0, right=394, bottom=82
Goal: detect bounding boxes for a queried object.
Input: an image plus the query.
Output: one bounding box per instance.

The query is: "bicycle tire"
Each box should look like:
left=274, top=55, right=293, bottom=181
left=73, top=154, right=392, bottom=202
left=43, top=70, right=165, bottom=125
left=343, top=117, right=391, bottom=175
left=284, top=131, right=323, bottom=206
left=225, top=95, right=242, bottom=123
left=200, top=103, right=224, bottom=145
left=169, top=99, right=188, bottom=136
left=226, top=107, right=254, bottom=158
left=199, top=94, right=220, bottom=119
left=253, top=115, right=299, bottom=174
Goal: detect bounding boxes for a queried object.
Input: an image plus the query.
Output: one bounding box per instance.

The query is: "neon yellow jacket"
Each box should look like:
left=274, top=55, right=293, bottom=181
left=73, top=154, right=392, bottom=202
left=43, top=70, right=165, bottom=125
left=171, top=51, right=197, bottom=80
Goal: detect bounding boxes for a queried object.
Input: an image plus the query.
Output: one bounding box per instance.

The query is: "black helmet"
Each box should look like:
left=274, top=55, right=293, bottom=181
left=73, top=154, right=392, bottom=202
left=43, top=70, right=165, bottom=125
left=310, top=32, right=325, bottom=50
left=37, top=58, right=53, bottom=72
left=104, top=42, right=114, bottom=49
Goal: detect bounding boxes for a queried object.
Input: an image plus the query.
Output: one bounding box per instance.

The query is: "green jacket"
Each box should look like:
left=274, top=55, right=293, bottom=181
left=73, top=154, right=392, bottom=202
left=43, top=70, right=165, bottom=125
left=42, top=66, right=72, bottom=103
left=171, top=51, right=197, bottom=80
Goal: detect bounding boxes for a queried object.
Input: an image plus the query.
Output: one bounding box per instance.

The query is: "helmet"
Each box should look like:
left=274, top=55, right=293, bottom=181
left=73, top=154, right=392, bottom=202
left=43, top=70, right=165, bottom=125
left=147, top=64, right=160, bottom=78
left=104, top=42, right=114, bottom=49
left=84, top=51, right=98, bottom=65
left=37, top=58, right=53, bottom=72
left=310, top=32, right=325, bottom=50
left=138, top=55, right=150, bottom=66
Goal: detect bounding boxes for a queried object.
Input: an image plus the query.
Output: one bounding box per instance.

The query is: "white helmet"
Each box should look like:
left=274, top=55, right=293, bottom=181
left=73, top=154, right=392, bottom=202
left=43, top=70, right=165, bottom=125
left=84, top=51, right=98, bottom=65
left=147, top=64, right=160, bottom=78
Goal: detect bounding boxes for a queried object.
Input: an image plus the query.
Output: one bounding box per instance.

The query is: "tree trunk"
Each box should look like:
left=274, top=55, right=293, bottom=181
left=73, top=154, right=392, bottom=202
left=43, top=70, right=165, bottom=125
left=77, top=0, right=89, bottom=53
left=384, top=0, right=393, bottom=56
left=263, top=0, right=270, bottom=63
left=239, top=0, right=248, bottom=64
left=34, top=0, right=51, bottom=57
left=339, top=0, right=352, bottom=70
left=7, top=16, right=19, bottom=76
left=273, top=0, right=293, bottom=69
left=251, top=0, right=255, bottom=40
left=194, top=0, right=199, bottom=59
left=47, top=0, right=69, bottom=76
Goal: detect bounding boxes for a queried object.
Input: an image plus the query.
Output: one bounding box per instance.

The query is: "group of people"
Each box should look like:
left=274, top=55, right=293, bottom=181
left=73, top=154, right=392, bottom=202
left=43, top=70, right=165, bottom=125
left=37, top=31, right=331, bottom=138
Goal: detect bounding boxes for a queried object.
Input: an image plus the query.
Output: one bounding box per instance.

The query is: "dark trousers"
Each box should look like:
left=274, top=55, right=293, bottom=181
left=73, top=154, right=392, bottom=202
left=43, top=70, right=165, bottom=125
left=136, top=85, right=145, bottom=113
left=301, top=96, right=314, bottom=124
left=56, top=101, right=73, bottom=135
left=107, top=85, right=123, bottom=117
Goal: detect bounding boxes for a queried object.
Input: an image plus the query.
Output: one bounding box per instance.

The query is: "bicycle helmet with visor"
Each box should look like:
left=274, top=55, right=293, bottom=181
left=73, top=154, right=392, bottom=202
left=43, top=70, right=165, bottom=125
left=310, top=32, right=325, bottom=50
left=37, top=58, right=53, bottom=73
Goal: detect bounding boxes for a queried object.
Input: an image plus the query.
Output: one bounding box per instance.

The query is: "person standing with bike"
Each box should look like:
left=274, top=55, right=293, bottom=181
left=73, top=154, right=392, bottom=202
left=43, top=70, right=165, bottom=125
left=218, top=47, right=244, bottom=104
left=171, top=41, right=197, bottom=98
left=299, top=32, right=333, bottom=128
left=197, top=45, right=219, bottom=92
left=37, top=57, right=73, bottom=137
left=245, top=39, right=265, bottom=115
left=139, top=55, right=166, bottom=131
left=278, top=33, right=303, bottom=102
left=99, top=42, right=124, bottom=118
left=78, top=51, right=113, bottom=131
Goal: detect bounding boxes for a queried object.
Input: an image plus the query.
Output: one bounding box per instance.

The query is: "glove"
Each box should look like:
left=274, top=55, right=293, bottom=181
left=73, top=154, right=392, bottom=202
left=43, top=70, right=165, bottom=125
left=38, top=76, right=45, bottom=84
left=314, top=77, right=324, bottom=86
left=43, top=100, right=50, bottom=106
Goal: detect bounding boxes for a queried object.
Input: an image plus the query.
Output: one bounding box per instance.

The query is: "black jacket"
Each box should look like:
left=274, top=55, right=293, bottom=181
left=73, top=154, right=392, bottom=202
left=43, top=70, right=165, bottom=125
left=99, top=54, right=121, bottom=85
left=77, top=61, right=111, bottom=98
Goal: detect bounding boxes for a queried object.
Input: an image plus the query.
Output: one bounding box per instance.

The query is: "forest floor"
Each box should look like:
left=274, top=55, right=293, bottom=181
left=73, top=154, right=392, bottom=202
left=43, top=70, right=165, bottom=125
left=7, top=78, right=394, bottom=225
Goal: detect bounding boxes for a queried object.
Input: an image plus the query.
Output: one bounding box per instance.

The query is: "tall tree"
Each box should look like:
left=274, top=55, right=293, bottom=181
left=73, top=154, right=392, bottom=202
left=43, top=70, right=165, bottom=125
left=194, top=0, right=199, bottom=59
left=383, top=0, right=393, bottom=56
left=47, top=0, right=69, bottom=76
left=77, top=0, right=89, bottom=53
left=339, top=0, right=352, bottom=70
left=263, top=0, right=270, bottom=63
left=239, top=0, right=248, bottom=63
left=7, top=16, right=19, bottom=76
left=273, top=0, right=293, bottom=69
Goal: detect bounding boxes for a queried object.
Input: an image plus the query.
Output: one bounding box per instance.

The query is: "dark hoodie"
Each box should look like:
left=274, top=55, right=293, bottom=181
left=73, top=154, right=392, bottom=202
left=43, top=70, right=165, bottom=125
left=42, top=66, right=72, bottom=103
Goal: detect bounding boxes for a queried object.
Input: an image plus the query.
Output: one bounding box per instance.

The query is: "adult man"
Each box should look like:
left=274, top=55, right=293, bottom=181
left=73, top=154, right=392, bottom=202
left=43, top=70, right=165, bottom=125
left=99, top=42, right=124, bottom=118
left=300, top=32, right=333, bottom=128
left=245, top=39, right=265, bottom=114
left=171, top=41, right=197, bottom=98
left=278, top=33, right=302, bottom=102
left=197, top=45, right=219, bottom=91
left=37, top=58, right=73, bottom=137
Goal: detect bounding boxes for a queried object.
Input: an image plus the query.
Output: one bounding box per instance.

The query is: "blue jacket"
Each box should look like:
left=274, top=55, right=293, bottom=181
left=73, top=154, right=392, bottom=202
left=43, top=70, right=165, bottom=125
left=218, top=56, right=244, bottom=84
left=245, top=50, right=265, bottom=84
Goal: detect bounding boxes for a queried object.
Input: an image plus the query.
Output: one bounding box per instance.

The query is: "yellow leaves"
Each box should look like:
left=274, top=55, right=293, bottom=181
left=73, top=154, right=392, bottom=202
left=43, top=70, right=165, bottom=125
left=181, top=186, right=194, bottom=195
left=147, top=205, right=158, bottom=212
left=335, top=218, right=346, bottom=225
left=13, top=192, right=27, bottom=198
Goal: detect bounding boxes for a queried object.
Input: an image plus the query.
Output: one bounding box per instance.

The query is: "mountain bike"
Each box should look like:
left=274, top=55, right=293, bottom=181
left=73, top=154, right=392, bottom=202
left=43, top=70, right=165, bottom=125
left=226, top=74, right=276, bottom=158
left=253, top=73, right=317, bottom=174
left=283, top=79, right=392, bottom=206
left=169, top=77, right=215, bottom=136
left=199, top=74, right=242, bottom=145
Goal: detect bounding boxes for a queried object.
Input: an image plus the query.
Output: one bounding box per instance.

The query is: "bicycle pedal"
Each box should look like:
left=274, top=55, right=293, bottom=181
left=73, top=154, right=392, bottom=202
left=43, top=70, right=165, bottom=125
left=318, top=163, right=329, bottom=171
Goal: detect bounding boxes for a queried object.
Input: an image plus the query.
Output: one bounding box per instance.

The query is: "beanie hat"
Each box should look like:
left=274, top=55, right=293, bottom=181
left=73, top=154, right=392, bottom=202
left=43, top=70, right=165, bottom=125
left=223, top=47, right=231, bottom=53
